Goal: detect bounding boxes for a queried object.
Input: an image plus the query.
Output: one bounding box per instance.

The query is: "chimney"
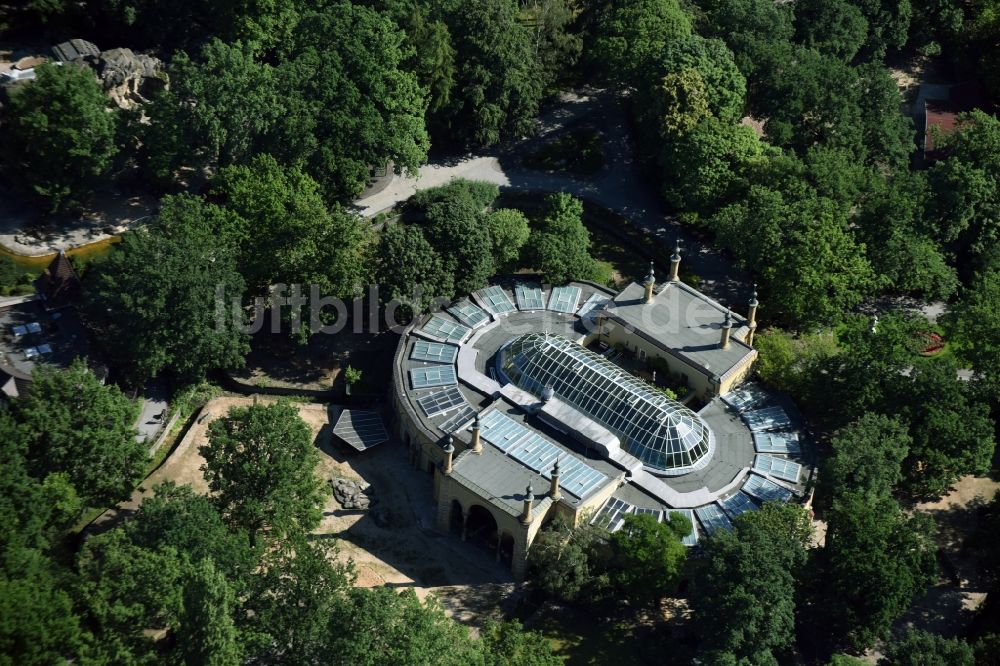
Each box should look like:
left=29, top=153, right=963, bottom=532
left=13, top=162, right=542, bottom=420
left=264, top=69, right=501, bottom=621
left=471, top=413, right=482, bottom=454
left=442, top=436, right=455, bottom=475
left=669, top=239, right=681, bottom=282
left=549, top=459, right=562, bottom=501
left=720, top=310, right=733, bottom=349
left=521, top=483, right=535, bottom=524
left=746, top=284, right=759, bottom=346
left=643, top=261, right=655, bottom=303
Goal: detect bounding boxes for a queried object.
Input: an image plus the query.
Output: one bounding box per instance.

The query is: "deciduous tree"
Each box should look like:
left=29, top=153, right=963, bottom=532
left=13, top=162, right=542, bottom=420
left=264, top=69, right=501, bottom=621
left=84, top=195, right=250, bottom=383
left=526, top=193, right=597, bottom=285
left=201, top=402, right=324, bottom=545
left=14, top=360, right=145, bottom=508
left=6, top=62, right=118, bottom=211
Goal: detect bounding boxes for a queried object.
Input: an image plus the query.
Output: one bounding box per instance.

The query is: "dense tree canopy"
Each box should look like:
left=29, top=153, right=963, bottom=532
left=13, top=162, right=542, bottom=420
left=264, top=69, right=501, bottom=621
left=12, top=360, right=145, bottom=508
left=272, top=2, right=430, bottom=201
left=822, top=492, right=937, bottom=649
left=824, top=414, right=911, bottom=500
left=583, top=0, right=693, bottom=86
left=211, top=154, right=370, bottom=298
left=84, top=195, right=250, bottom=383
left=436, top=0, right=543, bottom=147
left=692, top=504, right=812, bottom=665
left=375, top=223, right=454, bottom=320
left=6, top=62, right=118, bottom=211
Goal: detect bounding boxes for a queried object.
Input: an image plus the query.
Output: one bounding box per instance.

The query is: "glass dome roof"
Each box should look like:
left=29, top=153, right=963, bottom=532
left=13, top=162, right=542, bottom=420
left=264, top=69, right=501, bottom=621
left=497, top=333, right=714, bottom=475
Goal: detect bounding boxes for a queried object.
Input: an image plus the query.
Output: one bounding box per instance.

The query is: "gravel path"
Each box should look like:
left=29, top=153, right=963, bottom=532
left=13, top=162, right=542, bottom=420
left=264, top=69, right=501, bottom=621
left=353, top=89, right=751, bottom=306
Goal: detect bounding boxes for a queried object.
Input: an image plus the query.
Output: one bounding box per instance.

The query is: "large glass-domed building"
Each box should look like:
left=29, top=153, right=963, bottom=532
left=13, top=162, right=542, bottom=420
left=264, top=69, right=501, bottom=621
left=497, top=333, right=715, bottom=476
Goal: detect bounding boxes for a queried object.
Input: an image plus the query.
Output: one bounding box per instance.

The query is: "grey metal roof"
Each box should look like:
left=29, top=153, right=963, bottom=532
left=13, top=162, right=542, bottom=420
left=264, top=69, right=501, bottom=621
left=605, top=281, right=755, bottom=380
left=450, top=445, right=553, bottom=519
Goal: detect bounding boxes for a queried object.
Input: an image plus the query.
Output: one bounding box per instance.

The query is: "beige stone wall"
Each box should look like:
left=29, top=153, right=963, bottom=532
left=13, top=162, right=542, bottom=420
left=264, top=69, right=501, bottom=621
left=598, top=326, right=718, bottom=398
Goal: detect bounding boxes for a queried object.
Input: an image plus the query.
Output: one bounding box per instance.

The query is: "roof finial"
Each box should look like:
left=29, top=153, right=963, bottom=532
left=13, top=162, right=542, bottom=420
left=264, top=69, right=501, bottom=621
left=749, top=283, right=758, bottom=307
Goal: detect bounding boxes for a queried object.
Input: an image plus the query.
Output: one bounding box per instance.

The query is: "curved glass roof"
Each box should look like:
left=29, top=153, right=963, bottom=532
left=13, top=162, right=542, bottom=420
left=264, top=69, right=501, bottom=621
left=497, top=333, right=714, bottom=475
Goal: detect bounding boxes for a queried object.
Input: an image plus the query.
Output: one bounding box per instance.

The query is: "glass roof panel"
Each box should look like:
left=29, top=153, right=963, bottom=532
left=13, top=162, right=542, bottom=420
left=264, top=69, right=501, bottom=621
left=742, top=406, right=795, bottom=432
left=547, top=285, right=582, bottom=313
left=753, top=431, right=802, bottom=455
left=719, top=491, right=758, bottom=518
left=409, top=366, right=458, bottom=389
left=752, top=454, right=802, bottom=483
left=416, top=386, right=466, bottom=418
left=497, top=333, right=714, bottom=475
left=475, top=285, right=516, bottom=315
left=515, top=284, right=545, bottom=311
left=447, top=300, right=489, bottom=329
left=411, top=339, right=459, bottom=364
left=743, top=473, right=794, bottom=503
left=694, top=503, right=732, bottom=535
left=420, top=315, right=471, bottom=343
left=666, top=509, right=699, bottom=546
left=577, top=292, right=610, bottom=318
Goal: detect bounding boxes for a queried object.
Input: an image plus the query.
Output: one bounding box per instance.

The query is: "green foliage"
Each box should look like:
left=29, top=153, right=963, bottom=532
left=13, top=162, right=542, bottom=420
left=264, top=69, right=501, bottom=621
left=710, top=185, right=876, bottom=328
left=584, top=0, right=694, bottom=86
left=526, top=193, right=598, bottom=284
left=485, top=208, right=531, bottom=270
left=523, top=0, right=582, bottom=90
left=927, top=111, right=1000, bottom=262
left=527, top=517, right=612, bottom=605
left=848, top=0, right=913, bottom=54
left=402, top=4, right=456, bottom=115
left=75, top=529, right=187, bottom=663
left=830, top=656, right=868, bottom=666
left=409, top=179, right=500, bottom=212
left=945, top=252, right=1000, bottom=393
left=143, top=40, right=280, bottom=182
left=890, top=359, right=995, bottom=497
left=795, top=0, right=869, bottom=61
left=13, top=360, right=145, bottom=508
left=753, top=327, right=838, bottom=399
left=0, top=413, right=81, bottom=554
left=693, top=503, right=811, bottom=664
left=201, top=401, right=324, bottom=545
left=211, top=153, right=370, bottom=298
left=176, top=558, right=241, bottom=666
left=344, top=365, right=363, bottom=386
left=822, top=492, right=937, bottom=650
left=273, top=2, right=430, bottom=201
left=522, top=127, right=604, bottom=175
left=239, top=536, right=352, bottom=663
left=84, top=194, right=250, bottom=384
left=480, top=618, right=562, bottom=666
left=879, top=629, right=975, bottom=665
left=824, top=414, right=911, bottom=500
left=330, top=587, right=483, bottom=665
left=858, top=171, right=958, bottom=300
left=642, top=34, right=747, bottom=125
left=698, top=0, right=795, bottom=76
left=375, top=223, right=454, bottom=320
left=0, top=550, right=82, bottom=666
left=123, top=482, right=256, bottom=587
left=608, top=513, right=688, bottom=604
left=6, top=62, right=118, bottom=212
left=422, top=187, right=496, bottom=294
left=437, top=0, right=543, bottom=147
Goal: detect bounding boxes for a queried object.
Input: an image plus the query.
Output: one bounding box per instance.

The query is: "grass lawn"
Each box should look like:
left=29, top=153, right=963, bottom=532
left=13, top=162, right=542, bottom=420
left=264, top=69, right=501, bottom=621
left=523, top=127, right=605, bottom=176
left=533, top=604, right=686, bottom=665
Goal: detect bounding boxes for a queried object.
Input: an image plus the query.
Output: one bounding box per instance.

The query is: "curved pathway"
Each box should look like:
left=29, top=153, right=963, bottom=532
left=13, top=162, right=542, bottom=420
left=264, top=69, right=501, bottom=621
left=353, top=89, right=751, bottom=306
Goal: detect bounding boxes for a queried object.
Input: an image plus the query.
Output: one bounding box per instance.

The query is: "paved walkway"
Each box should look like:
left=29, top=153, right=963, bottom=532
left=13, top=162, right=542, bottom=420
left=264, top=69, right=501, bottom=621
left=353, top=89, right=750, bottom=306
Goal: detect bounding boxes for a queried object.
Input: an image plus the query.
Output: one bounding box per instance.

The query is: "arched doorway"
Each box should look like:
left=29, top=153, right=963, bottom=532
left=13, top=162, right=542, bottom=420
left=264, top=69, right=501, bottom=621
left=449, top=499, right=464, bottom=536
left=465, top=504, right=499, bottom=556
left=498, top=532, right=515, bottom=566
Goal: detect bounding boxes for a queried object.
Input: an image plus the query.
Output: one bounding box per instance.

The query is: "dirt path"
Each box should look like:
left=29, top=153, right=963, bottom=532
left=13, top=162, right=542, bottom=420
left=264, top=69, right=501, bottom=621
left=91, top=396, right=519, bottom=623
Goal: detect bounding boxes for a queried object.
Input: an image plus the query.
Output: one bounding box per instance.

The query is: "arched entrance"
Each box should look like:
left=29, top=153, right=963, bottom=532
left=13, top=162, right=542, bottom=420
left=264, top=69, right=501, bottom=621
left=449, top=499, right=464, bottom=537
left=465, top=504, right=499, bottom=556
left=498, top=532, right=515, bottom=566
